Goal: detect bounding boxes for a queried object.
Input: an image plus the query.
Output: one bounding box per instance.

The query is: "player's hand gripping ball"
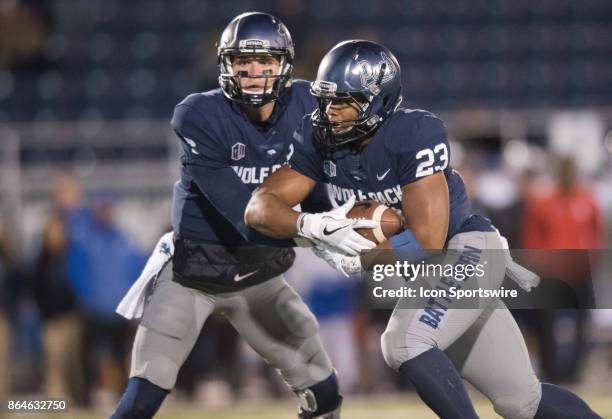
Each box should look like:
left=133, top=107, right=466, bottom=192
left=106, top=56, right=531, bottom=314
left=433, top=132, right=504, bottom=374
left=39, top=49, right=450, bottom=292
left=346, top=200, right=403, bottom=244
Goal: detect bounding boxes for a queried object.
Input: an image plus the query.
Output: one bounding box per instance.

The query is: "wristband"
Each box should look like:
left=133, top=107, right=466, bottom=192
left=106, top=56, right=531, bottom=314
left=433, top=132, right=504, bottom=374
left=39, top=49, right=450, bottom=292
left=296, top=212, right=309, bottom=235
left=293, top=237, right=314, bottom=248
left=390, top=229, right=429, bottom=263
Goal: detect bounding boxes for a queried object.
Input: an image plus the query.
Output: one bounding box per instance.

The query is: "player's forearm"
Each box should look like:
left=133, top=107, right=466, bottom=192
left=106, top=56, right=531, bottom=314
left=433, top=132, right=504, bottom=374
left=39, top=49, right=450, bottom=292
left=188, top=164, right=295, bottom=246
left=359, top=227, right=442, bottom=271
left=360, top=240, right=394, bottom=270
left=411, top=223, right=446, bottom=250
left=245, top=191, right=300, bottom=239
left=401, top=173, right=449, bottom=250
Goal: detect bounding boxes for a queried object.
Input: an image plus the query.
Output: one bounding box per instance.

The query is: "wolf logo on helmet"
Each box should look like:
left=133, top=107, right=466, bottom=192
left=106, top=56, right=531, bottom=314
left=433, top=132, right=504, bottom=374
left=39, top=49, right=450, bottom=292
left=355, top=52, right=397, bottom=95
left=309, top=40, right=403, bottom=155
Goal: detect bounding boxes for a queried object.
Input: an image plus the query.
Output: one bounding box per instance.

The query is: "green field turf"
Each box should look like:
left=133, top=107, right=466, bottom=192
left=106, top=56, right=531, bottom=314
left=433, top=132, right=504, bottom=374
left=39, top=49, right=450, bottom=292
left=9, top=393, right=612, bottom=419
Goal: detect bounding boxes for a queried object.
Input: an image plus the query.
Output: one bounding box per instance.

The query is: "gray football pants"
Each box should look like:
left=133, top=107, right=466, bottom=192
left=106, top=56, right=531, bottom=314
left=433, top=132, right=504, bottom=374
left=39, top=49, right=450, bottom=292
left=381, top=230, right=542, bottom=419
left=130, top=263, right=333, bottom=391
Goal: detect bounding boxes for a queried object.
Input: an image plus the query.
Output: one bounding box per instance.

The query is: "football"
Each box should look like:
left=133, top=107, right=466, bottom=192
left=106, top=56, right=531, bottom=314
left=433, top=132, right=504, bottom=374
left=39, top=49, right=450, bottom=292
left=347, top=200, right=403, bottom=244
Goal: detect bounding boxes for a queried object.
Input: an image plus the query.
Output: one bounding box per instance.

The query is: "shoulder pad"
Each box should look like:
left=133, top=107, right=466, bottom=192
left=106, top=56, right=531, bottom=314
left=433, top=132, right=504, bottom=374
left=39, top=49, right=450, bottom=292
left=290, top=79, right=311, bottom=91
left=382, top=108, right=447, bottom=152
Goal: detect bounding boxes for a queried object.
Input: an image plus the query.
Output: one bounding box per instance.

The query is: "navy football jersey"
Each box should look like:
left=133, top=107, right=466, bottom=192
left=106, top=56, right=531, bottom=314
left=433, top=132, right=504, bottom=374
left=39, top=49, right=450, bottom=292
left=290, top=108, right=485, bottom=241
left=170, top=80, right=327, bottom=292
left=172, top=79, right=317, bottom=244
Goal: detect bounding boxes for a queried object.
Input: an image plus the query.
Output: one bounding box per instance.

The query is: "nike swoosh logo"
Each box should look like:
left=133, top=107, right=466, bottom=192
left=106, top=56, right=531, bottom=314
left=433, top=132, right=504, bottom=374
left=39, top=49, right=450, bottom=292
left=377, top=169, right=391, bottom=181
left=234, top=270, right=258, bottom=282
left=323, top=222, right=351, bottom=236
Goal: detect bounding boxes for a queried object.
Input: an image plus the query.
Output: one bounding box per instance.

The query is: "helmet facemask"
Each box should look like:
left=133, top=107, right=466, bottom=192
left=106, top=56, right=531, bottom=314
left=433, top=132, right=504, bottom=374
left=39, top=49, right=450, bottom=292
left=310, top=40, right=404, bottom=157
left=311, top=81, right=382, bottom=155
left=218, top=46, right=293, bottom=106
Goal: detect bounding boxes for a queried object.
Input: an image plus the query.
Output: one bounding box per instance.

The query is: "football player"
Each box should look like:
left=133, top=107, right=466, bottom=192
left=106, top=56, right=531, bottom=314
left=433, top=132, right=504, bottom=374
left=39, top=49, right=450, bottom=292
left=110, top=13, right=371, bottom=419
left=245, top=40, right=601, bottom=419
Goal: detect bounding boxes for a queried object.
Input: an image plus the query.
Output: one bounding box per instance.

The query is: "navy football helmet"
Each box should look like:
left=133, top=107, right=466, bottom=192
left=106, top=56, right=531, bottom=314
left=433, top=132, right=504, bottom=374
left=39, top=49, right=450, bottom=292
left=310, top=40, right=403, bottom=154
left=217, top=12, right=294, bottom=106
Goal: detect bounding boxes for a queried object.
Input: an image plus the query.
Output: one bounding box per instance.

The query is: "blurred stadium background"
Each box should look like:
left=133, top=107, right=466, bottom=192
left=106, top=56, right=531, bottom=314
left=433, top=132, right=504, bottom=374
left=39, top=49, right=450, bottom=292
left=1, top=0, right=611, bottom=417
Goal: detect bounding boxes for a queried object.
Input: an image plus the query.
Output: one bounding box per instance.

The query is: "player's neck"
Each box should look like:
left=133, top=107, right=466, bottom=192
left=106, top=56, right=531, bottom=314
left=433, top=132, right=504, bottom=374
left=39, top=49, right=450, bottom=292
left=241, top=101, right=275, bottom=122
left=355, top=135, right=374, bottom=152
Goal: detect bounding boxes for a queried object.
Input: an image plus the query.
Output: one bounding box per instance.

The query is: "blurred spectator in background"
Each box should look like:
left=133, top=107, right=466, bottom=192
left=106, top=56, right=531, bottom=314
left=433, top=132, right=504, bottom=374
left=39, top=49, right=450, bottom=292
left=522, top=157, right=606, bottom=251
left=52, top=172, right=83, bottom=216
left=0, top=215, right=19, bottom=399
left=43, top=173, right=146, bottom=404
left=29, top=211, right=85, bottom=404
left=66, top=191, right=146, bottom=405
left=0, top=0, right=53, bottom=72
left=520, top=156, right=606, bottom=384
left=353, top=307, right=398, bottom=394
left=490, top=168, right=538, bottom=248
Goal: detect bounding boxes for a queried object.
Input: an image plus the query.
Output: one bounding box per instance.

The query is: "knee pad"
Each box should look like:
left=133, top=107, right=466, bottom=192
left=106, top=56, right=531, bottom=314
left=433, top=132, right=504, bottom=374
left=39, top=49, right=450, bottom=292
left=110, top=377, right=169, bottom=419
left=296, top=372, right=342, bottom=418
left=381, top=328, right=435, bottom=371
left=493, top=384, right=541, bottom=419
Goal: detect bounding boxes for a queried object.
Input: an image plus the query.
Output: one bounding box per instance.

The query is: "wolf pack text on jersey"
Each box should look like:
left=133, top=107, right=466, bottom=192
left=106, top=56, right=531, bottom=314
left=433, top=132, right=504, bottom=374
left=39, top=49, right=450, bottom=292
left=290, top=108, right=471, bottom=239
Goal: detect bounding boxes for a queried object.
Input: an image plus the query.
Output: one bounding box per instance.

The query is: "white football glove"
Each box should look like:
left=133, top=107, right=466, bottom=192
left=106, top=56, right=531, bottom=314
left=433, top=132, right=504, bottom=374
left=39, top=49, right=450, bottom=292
left=312, top=245, right=362, bottom=277
left=296, top=196, right=378, bottom=256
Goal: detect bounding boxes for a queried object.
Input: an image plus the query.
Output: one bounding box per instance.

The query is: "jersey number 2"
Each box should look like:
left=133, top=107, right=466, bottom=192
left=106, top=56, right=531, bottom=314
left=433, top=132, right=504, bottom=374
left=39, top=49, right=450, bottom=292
left=415, top=143, right=449, bottom=178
